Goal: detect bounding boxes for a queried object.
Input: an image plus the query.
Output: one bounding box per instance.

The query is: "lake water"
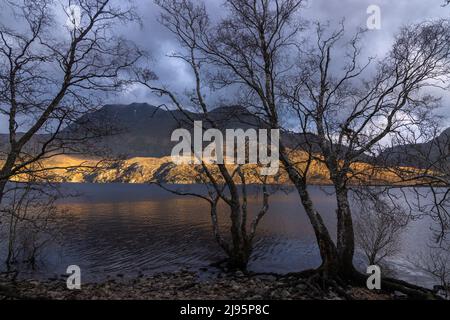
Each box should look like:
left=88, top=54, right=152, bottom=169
left=0, top=183, right=440, bottom=287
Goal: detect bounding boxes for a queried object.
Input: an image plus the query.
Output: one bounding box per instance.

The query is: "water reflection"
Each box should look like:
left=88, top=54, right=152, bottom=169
left=0, top=183, right=439, bottom=287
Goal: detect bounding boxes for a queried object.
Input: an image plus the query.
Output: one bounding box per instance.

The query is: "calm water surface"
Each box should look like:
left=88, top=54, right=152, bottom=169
left=0, top=184, right=439, bottom=287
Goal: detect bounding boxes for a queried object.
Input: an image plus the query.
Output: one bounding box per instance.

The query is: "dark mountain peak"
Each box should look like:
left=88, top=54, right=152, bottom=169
left=378, top=126, right=450, bottom=168
left=61, top=102, right=271, bottom=157
left=210, top=105, right=250, bottom=115
left=438, top=127, right=450, bottom=141
left=99, top=103, right=158, bottom=114
left=58, top=102, right=365, bottom=160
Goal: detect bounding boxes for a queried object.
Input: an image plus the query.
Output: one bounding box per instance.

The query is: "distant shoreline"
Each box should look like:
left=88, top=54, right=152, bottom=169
left=9, top=181, right=449, bottom=189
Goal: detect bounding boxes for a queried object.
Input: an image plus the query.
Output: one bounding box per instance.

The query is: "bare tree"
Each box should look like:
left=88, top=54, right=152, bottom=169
left=283, top=18, right=450, bottom=280
left=391, top=124, right=450, bottom=298
left=354, top=190, right=409, bottom=267
left=415, top=245, right=450, bottom=298
left=193, top=0, right=349, bottom=280
left=0, top=1, right=143, bottom=297
left=140, top=0, right=273, bottom=271
left=0, top=178, right=62, bottom=269
left=0, top=0, right=143, bottom=206
left=154, top=1, right=450, bottom=300
left=382, top=123, right=450, bottom=244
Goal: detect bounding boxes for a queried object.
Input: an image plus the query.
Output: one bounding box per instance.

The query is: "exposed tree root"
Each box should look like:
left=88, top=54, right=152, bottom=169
left=349, top=270, right=440, bottom=300
left=276, top=267, right=441, bottom=300
left=302, top=271, right=355, bottom=300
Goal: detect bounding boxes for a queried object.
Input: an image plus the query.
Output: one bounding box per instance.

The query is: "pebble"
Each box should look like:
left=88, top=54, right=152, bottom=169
left=0, top=271, right=392, bottom=300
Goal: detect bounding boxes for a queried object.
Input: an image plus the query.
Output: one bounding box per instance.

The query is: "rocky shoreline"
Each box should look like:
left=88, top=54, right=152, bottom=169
left=0, top=270, right=395, bottom=300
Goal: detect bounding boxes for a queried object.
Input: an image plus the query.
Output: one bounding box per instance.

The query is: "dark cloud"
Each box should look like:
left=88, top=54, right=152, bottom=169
left=118, top=0, right=450, bottom=111
left=1, top=0, right=450, bottom=132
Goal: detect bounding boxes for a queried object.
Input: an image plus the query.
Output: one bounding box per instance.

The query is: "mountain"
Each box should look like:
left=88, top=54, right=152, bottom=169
left=1, top=103, right=313, bottom=158
left=3, top=103, right=446, bottom=170
left=9, top=152, right=402, bottom=186
left=4, top=102, right=444, bottom=185
left=378, top=129, right=450, bottom=168
left=63, top=103, right=192, bottom=157
left=62, top=103, right=318, bottom=158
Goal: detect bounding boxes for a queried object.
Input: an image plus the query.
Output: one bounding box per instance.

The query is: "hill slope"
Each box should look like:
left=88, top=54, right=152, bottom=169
left=379, top=129, right=450, bottom=168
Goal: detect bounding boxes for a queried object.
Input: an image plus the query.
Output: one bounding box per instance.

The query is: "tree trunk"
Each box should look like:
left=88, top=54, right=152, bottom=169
left=5, top=210, right=15, bottom=269
left=228, top=242, right=251, bottom=271
left=218, top=204, right=250, bottom=271
left=278, top=148, right=340, bottom=277
left=0, top=159, right=16, bottom=267
left=0, top=152, right=17, bottom=205
left=297, top=185, right=340, bottom=277
left=0, top=178, right=9, bottom=206
left=335, top=186, right=356, bottom=277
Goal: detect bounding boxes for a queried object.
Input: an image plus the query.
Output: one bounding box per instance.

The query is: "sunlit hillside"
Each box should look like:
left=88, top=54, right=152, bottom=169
left=5, top=151, right=424, bottom=186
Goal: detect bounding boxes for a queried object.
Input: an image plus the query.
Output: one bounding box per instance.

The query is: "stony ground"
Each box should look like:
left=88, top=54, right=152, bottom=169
left=0, top=270, right=397, bottom=300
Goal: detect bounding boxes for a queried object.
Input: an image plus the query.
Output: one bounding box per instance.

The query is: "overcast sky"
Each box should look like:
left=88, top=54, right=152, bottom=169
left=1, top=0, right=450, bottom=132
left=122, top=0, right=450, bottom=124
